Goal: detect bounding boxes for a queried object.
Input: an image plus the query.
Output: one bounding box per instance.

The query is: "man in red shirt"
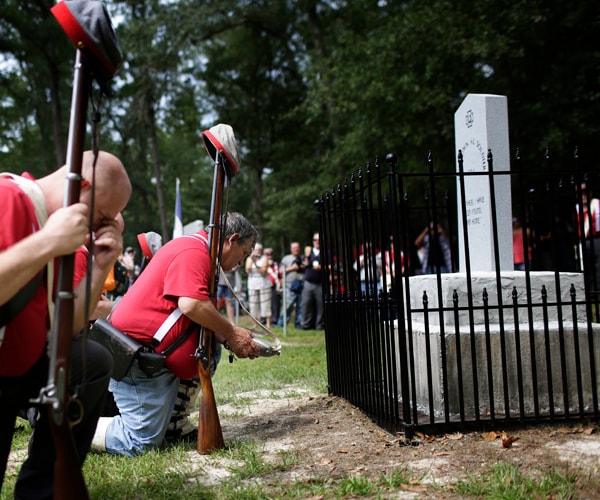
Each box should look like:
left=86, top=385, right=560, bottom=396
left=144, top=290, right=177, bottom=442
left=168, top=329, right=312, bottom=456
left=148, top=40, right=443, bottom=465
left=0, top=151, right=131, bottom=498
left=94, top=212, right=260, bottom=456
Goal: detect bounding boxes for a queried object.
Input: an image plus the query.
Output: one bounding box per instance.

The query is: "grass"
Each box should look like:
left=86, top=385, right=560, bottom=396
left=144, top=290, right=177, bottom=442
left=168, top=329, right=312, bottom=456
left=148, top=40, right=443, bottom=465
left=1, top=322, right=596, bottom=498
left=453, top=462, right=580, bottom=499
left=214, top=323, right=328, bottom=404
left=0, top=324, right=328, bottom=500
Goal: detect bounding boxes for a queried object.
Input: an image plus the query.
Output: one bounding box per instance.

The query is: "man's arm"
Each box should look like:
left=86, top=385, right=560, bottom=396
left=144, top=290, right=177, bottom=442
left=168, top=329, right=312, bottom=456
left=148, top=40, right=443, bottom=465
left=0, top=204, right=89, bottom=306
left=90, top=297, right=114, bottom=320
left=178, top=296, right=259, bottom=359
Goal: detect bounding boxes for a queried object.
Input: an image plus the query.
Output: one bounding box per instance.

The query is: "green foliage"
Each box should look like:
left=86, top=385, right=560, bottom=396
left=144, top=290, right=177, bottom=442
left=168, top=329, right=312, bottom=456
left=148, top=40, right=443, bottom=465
left=337, top=475, right=378, bottom=496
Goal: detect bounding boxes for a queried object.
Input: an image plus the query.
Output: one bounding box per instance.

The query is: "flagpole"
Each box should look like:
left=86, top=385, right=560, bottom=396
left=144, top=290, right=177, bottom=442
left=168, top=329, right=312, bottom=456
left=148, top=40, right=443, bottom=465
left=173, top=177, right=183, bottom=239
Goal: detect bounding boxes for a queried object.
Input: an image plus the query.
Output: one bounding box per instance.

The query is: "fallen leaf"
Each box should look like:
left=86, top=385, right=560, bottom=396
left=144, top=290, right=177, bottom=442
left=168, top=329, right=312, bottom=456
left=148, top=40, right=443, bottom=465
left=557, top=427, right=574, bottom=434
left=501, top=435, right=520, bottom=448
left=583, top=427, right=596, bottom=435
left=413, top=431, right=435, bottom=442
left=316, top=458, right=332, bottom=466
left=483, top=431, right=499, bottom=441
left=447, top=432, right=464, bottom=440
left=337, top=449, right=351, bottom=454
left=434, top=451, right=451, bottom=456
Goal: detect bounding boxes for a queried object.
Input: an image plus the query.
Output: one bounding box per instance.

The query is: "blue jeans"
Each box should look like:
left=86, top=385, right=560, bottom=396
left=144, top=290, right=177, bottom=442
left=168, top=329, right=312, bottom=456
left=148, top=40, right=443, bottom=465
left=277, top=287, right=302, bottom=327
left=105, top=345, right=222, bottom=456
left=106, top=360, right=179, bottom=456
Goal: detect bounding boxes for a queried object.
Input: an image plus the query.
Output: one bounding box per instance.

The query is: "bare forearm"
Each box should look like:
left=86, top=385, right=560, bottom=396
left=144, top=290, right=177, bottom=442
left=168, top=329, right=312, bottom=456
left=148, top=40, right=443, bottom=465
left=1, top=203, right=91, bottom=306
left=178, top=296, right=259, bottom=358
left=90, top=297, right=114, bottom=320
left=72, top=264, right=114, bottom=333
left=0, top=233, right=55, bottom=306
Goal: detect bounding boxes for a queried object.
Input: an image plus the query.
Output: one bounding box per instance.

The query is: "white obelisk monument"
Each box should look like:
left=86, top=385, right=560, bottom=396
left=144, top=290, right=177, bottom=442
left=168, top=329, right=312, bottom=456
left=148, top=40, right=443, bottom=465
left=454, top=94, right=513, bottom=271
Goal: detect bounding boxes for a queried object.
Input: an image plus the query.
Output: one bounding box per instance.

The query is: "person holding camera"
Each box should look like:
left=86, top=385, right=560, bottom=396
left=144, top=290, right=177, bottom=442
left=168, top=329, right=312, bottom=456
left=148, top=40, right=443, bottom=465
left=244, top=243, right=273, bottom=328
left=277, top=242, right=306, bottom=328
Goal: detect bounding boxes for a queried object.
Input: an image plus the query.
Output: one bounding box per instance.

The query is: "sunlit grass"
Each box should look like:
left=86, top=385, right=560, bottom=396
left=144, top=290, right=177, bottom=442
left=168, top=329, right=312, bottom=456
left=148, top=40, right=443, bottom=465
left=212, top=324, right=328, bottom=405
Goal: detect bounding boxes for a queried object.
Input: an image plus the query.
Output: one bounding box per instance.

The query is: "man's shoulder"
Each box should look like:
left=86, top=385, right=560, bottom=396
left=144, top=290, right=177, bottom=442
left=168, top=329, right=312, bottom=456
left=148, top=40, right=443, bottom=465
left=0, top=176, right=37, bottom=219
left=0, top=174, right=26, bottom=192
left=153, top=235, right=211, bottom=269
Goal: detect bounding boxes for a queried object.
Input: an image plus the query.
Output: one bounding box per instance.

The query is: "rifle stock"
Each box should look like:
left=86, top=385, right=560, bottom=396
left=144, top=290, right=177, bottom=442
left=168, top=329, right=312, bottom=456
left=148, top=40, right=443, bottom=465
left=197, top=153, right=227, bottom=454
left=33, top=49, right=91, bottom=500
left=197, top=331, right=225, bottom=452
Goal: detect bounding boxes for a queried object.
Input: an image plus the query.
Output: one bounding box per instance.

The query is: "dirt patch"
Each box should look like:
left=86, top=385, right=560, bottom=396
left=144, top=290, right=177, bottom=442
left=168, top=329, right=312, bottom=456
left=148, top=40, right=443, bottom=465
left=186, top=390, right=600, bottom=497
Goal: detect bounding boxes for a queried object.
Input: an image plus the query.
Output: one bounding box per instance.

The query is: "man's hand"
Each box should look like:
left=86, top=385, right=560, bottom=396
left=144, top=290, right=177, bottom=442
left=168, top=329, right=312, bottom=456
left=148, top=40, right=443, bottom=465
left=92, top=219, right=123, bottom=273
left=42, top=203, right=89, bottom=257
left=225, top=326, right=260, bottom=359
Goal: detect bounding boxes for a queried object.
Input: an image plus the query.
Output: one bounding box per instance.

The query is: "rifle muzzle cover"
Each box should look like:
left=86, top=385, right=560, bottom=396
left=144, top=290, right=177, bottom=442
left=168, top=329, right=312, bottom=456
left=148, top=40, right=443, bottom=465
left=51, top=0, right=123, bottom=96
left=202, top=124, right=241, bottom=177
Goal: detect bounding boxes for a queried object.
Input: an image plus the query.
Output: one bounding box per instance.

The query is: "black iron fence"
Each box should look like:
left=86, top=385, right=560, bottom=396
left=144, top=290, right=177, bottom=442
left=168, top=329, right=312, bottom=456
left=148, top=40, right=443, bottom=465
left=316, top=150, right=600, bottom=437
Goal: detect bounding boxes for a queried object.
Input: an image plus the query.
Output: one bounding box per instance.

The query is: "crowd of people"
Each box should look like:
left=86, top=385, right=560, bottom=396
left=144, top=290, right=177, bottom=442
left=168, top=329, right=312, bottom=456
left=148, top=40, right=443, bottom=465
left=240, top=232, right=325, bottom=331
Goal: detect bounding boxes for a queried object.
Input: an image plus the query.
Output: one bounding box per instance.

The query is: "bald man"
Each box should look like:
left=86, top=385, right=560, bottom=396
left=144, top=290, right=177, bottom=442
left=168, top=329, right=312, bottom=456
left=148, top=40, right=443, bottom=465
left=0, top=150, right=131, bottom=498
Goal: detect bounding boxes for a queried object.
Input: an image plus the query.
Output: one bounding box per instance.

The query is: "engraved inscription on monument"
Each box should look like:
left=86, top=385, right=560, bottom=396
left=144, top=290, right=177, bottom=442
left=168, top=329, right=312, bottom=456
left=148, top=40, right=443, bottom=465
left=454, top=94, right=513, bottom=271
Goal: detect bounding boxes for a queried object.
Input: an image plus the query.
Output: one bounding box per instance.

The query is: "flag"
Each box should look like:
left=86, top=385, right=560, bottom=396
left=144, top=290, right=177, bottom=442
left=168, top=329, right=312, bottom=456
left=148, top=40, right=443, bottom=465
left=173, top=177, right=183, bottom=239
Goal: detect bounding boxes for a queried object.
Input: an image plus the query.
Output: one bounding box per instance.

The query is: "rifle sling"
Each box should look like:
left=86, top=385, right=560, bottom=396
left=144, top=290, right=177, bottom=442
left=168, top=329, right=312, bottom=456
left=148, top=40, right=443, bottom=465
left=0, top=272, right=43, bottom=328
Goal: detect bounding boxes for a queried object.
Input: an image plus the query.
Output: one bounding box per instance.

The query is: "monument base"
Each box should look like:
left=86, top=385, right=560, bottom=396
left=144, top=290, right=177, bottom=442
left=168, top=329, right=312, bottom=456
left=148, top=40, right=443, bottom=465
left=392, top=271, right=599, bottom=418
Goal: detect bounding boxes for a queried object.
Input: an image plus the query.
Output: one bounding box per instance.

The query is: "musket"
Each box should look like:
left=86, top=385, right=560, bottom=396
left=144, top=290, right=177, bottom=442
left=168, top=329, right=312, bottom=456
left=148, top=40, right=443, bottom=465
left=31, top=2, right=123, bottom=497
left=32, top=47, right=91, bottom=500
left=195, top=126, right=282, bottom=451
left=196, top=150, right=229, bottom=453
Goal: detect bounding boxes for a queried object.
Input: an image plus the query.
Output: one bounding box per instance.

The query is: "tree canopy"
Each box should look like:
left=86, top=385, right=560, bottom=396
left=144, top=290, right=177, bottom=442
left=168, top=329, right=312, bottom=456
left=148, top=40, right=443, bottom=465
left=1, top=0, right=598, bottom=254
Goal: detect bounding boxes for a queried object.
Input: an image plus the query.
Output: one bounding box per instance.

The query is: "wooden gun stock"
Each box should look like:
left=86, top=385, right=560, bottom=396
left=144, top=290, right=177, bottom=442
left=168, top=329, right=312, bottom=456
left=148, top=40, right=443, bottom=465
left=196, top=330, right=225, bottom=453
left=52, top=410, right=88, bottom=498
left=197, top=153, right=227, bottom=454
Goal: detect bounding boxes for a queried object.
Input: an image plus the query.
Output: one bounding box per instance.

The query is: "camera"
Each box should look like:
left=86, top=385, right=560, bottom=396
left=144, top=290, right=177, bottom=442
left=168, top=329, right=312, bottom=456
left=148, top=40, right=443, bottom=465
left=293, top=256, right=303, bottom=267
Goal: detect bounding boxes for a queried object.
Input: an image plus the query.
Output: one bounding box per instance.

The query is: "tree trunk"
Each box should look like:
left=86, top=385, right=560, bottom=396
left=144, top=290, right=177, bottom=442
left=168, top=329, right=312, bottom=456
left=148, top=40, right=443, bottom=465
left=147, top=103, right=169, bottom=240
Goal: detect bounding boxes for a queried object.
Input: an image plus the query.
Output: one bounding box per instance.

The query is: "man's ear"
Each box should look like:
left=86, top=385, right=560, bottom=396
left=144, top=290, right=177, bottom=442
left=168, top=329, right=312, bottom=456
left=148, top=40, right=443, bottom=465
left=229, top=233, right=239, bottom=243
